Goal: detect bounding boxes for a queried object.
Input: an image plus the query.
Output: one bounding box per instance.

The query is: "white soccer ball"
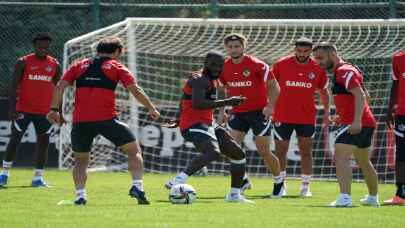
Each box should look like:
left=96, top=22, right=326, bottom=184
left=169, top=184, right=197, bottom=204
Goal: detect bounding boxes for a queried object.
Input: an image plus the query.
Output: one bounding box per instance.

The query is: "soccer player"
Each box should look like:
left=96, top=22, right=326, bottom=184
left=384, top=50, right=405, bottom=205
left=218, top=33, right=284, bottom=197
left=0, top=33, right=60, bottom=187
left=271, top=37, right=330, bottom=197
left=313, top=42, right=379, bottom=207
left=164, top=51, right=252, bottom=203
left=46, top=37, right=160, bottom=205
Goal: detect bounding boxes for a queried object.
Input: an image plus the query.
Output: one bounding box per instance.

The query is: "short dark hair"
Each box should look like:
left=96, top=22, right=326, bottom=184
left=205, top=50, right=224, bottom=60
left=32, top=32, right=52, bottom=43
left=295, top=37, right=313, bottom=47
left=223, top=33, right=247, bottom=47
left=96, top=37, right=123, bottom=54
left=312, top=42, right=337, bottom=53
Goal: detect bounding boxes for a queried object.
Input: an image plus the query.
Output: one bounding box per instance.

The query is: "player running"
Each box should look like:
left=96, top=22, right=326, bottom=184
left=0, top=33, right=61, bottom=188
left=384, top=50, right=405, bottom=205
left=218, top=33, right=284, bottom=198
left=47, top=37, right=160, bottom=205
left=271, top=37, right=330, bottom=197
left=313, top=42, right=379, bottom=207
left=164, top=51, right=253, bottom=203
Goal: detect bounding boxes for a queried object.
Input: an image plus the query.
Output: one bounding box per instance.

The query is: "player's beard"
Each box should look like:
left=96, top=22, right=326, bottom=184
left=231, top=52, right=243, bottom=60
left=295, top=55, right=309, bottom=63
left=326, top=59, right=335, bottom=71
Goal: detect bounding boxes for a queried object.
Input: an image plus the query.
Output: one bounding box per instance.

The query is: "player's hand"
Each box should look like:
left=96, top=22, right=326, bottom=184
left=262, top=105, right=273, bottom=120
left=329, top=115, right=341, bottom=126
left=149, top=108, right=161, bottom=120
left=218, top=109, right=229, bottom=124
left=8, top=109, right=18, bottom=121
left=47, top=111, right=60, bottom=125
left=386, top=112, right=395, bottom=129
left=161, top=119, right=179, bottom=128
left=227, top=96, right=246, bottom=107
left=322, top=113, right=330, bottom=127
left=348, top=121, right=362, bottom=135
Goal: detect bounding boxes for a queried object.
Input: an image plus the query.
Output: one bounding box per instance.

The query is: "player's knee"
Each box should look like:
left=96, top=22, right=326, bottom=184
left=121, top=141, right=140, bottom=155
left=74, top=152, right=89, bottom=162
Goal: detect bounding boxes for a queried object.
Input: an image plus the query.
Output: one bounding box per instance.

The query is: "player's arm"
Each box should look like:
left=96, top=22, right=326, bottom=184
left=217, top=85, right=229, bottom=123
left=127, top=84, right=160, bottom=120
left=348, top=86, right=365, bottom=135
left=8, top=59, right=25, bottom=120
left=386, top=57, right=400, bottom=128
left=192, top=77, right=245, bottom=109
left=319, top=88, right=330, bottom=126
left=47, top=80, right=70, bottom=124
left=264, top=78, right=280, bottom=119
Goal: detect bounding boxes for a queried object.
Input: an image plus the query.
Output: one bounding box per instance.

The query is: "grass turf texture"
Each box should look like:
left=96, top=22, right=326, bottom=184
left=0, top=169, right=404, bottom=228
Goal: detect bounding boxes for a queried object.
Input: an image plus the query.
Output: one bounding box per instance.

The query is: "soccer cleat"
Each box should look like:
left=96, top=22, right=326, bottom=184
left=240, top=178, right=252, bottom=195
left=225, top=193, right=254, bottom=204
left=383, top=196, right=405, bottom=206
left=31, top=179, right=49, bottom=188
left=165, top=176, right=186, bottom=190
left=360, top=195, right=380, bottom=207
left=74, top=198, right=87, bottom=205
left=329, top=195, right=353, bottom=207
left=300, top=187, right=313, bottom=198
left=129, top=186, right=150, bottom=205
left=0, top=174, right=8, bottom=187
left=271, top=181, right=285, bottom=199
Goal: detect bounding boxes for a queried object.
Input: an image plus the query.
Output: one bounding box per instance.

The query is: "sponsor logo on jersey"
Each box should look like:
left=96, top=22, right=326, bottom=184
left=85, top=77, right=101, bottom=81
left=30, top=66, right=38, bottom=70
left=308, top=72, right=316, bottom=80
left=243, top=69, right=251, bottom=77
left=46, top=65, right=53, bottom=72
left=398, top=124, right=405, bottom=131
left=28, top=74, right=52, bottom=82
left=227, top=81, right=252, bottom=87
left=286, top=80, right=312, bottom=88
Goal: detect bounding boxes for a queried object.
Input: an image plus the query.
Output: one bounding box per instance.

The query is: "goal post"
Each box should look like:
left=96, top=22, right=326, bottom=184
left=60, top=18, right=405, bottom=183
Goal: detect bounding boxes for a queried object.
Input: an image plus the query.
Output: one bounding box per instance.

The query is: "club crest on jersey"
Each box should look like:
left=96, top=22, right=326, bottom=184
left=308, top=72, right=316, bottom=80
left=243, top=69, right=251, bottom=77
left=46, top=65, right=53, bottom=72
left=398, top=124, right=405, bottom=131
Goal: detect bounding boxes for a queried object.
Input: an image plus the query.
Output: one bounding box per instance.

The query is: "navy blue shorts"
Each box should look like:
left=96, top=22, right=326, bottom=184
left=273, top=122, right=315, bottom=141
left=227, top=111, right=272, bottom=136
left=13, top=112, right=53, bottom=135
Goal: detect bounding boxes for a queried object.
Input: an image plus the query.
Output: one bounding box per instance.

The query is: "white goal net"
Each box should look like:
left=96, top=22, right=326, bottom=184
left=60, top=18, right=405, bottom=183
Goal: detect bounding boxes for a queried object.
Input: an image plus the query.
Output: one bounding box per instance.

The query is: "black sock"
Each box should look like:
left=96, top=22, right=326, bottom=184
left=396, top=183, right=405, bottom=199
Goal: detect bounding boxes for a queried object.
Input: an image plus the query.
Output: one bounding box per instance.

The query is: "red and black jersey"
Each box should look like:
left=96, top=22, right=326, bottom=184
left=179, top=71, right=218, bottom=130
left=219, top=55, right=273, bottom=113
left=16, top=54, right=59, bottom=115
left=332, top=61, right=376, bottom=127
left=271, top=55, right=329, bottom=125
left=392, top=50, right=405, bottom=116
left=61, top=57, right=136, bottom=123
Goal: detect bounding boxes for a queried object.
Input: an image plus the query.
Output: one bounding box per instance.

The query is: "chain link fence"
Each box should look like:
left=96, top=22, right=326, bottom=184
left=1, top=0, right=404, bottom=98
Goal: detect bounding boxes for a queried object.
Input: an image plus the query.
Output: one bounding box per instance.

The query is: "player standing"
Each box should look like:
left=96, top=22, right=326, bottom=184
left=218, top=33, right=284, bottom=197
left=271, top=37, right=330, bottom=197
left=0, top=33, right=60, bottom=187
left=165, top=51, right=253, bottom=203
left=384, top=50, right=405, bottom=205
left=313, top=42, right=379, bottom=207
left=47, top=37, right=160, bottom=205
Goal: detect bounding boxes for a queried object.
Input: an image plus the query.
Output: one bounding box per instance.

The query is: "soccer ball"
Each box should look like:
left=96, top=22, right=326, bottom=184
left=168, top=184, right=197, bottom=204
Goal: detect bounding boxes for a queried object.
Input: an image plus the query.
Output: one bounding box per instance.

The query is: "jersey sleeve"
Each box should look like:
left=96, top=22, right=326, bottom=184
left=61, top=62, right=80, bottom=85
left=317, top=69, right=329, bottom=90
left=255, top=60, right=272, bottom=82
left=116, top=63, right=136, bottom=88
left=270, top=61, right=280, bottom=81
left=336, top=69, right=361, bottom=90
left=392, top=55, right=400, bottom=81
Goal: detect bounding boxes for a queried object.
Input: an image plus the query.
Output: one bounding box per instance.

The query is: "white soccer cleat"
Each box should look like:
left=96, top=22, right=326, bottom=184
left=300, top=187, right=313, bottom=198
left=329, top=195, right=353, bottom=207
left=164, top=176, right=186, bottom=190
left=225, top=193, right=254, bottom=204
left=360, top=195, right=380, bottom=207
left=240, top=178, right=252, bottom=195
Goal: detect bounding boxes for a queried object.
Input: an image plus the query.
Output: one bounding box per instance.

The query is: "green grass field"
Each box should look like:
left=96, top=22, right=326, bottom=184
left=0, top=169, right=404, bottom=228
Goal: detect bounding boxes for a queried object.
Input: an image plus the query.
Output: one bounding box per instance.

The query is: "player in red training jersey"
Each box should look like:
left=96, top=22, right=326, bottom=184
left=271, top=37, right=330, bottom=197
left=165, top=51, right=254, bottom=203
left=0, top=33, right=61, bottom=188
left=46, top=37, right=160, bottom=205
left=218, top=33, right=284, bottom=198
left=313, top=42, right=379, bottom=207
left=384, top=50, right=405, bottom=205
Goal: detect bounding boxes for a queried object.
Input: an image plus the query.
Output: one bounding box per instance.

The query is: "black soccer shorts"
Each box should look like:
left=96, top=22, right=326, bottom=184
left=334, top=125, right=375, bottom=148
left=71, top=118, right=136, bottom=152
left=227, top=111, right=272, bottom=136
left=394, top=116, right=405, bottom=161
left=13, top=112, right=53, bottom=135
left=272, top=122, right=315, bottom=141
left=181, top=123, right=221, bottom=154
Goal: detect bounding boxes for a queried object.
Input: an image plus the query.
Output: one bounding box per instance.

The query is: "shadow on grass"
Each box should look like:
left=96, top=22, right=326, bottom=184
left=156, top=199, right=216, bottom=204
left=0, top=185, right=33, bottom=189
